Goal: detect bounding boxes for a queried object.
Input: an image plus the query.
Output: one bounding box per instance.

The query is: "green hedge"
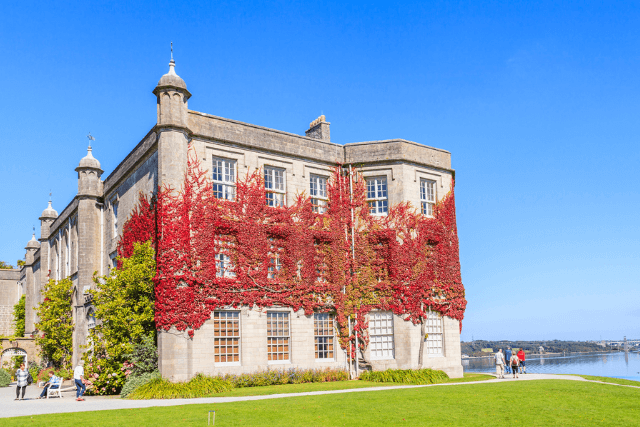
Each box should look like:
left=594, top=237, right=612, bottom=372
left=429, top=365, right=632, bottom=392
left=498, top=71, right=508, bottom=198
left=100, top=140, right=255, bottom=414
left=121, top=371, right=161, bottom=398
left=0, top=368, right=11, bottom=387
left=359, top=368, right=449, bottom=385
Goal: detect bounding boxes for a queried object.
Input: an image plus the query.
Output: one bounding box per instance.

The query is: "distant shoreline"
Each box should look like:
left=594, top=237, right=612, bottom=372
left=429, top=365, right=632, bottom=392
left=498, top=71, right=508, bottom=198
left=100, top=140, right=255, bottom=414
left=462, top=350, right=628, bottom=359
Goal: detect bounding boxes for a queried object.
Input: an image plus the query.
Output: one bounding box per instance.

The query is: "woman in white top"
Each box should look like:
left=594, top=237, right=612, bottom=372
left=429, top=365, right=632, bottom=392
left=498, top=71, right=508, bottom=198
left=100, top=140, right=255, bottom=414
left=15, top=363, right=29, bottom=400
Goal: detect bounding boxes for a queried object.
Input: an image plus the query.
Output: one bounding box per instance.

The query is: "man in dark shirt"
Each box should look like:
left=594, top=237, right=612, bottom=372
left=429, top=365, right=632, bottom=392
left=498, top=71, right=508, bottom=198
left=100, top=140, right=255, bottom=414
left=505, top=347, right=512, bottom=374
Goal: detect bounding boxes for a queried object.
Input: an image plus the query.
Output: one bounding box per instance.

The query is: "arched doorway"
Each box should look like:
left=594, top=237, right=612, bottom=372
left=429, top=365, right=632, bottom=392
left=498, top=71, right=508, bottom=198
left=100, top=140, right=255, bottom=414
left=1, top=347, right=28, bottom=370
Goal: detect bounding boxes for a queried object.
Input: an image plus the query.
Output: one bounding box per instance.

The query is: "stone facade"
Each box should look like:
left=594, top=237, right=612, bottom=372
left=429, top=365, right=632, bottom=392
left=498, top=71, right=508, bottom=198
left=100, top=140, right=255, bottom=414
left=14, top=58, right=463, bottom=379
left=0, top=269, right=21, bottom=336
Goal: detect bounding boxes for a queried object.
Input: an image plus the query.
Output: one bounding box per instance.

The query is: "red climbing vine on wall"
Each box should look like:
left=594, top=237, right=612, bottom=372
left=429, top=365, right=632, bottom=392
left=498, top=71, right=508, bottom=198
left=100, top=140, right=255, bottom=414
left=118, top=148, right=466, bottom=350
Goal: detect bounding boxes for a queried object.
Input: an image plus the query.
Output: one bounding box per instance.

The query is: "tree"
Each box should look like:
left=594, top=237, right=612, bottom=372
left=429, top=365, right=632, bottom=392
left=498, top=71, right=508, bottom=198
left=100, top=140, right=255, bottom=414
left=0, top=260, right=14, bottom=269
left=35, top=278, right=74, bottom=369
left=12, top=295, right=25, bottom=337
left=87, top=241, right=156, bottom=361
left=17, top=260, right=25, bottom=267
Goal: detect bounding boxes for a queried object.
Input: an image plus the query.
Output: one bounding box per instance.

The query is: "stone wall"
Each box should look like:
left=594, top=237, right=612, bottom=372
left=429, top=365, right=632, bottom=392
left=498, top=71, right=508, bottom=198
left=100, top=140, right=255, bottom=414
left=159, top=306, right=348, bottom=382
left=1, top=338, right=42, bottom=367
left=0, top=269, right=21, bottom=336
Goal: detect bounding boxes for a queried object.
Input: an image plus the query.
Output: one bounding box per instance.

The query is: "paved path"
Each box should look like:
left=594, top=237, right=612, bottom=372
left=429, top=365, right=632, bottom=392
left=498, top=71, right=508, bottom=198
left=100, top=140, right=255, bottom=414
left=1, top=374, right=637, bottom=419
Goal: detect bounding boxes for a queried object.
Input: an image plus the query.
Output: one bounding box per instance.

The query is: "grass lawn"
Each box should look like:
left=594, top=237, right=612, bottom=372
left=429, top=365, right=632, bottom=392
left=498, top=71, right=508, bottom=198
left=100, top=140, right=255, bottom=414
left=575, top=375, right=640, bottom=387
left=5, top=379, right=639, bottom=426
left=209, top=373, right=494, bottom=398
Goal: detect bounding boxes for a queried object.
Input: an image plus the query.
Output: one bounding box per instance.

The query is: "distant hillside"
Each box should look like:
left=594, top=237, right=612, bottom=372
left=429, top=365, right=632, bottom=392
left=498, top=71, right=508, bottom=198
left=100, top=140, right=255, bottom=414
left=461, top=340, right=619, bottom=357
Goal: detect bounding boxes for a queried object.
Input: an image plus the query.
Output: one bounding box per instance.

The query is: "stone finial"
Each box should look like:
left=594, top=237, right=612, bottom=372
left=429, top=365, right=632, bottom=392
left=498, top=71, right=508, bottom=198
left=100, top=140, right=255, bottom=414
left=305, top=115, right=331, bottom=142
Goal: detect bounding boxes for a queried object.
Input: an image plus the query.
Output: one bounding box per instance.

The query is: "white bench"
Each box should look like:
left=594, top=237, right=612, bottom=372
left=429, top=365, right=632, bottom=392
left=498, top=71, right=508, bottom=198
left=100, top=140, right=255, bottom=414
left=46, top=379, right=77, bottom=398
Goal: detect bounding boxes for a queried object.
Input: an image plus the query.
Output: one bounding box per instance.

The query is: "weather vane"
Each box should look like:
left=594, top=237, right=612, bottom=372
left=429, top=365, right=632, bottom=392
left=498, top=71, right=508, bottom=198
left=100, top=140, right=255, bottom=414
left=87, top=132, right=95, bottom=149
left=171, top=42, right=174, bottom=60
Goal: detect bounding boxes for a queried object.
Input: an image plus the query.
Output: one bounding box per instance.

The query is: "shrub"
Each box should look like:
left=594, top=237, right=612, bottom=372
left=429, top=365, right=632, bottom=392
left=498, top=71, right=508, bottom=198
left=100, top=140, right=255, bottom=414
left=125, top=335, right=157, bottom=376
left=37, top=367, right=55, bottom=383
left=359, top=368, right=449, bottom=385
left=84, top=358, right=131, bottom=396
left=28, top=361, right=44, bottom=383
left=219, top=367, right=349, bottom=388
left=0, top=369, right=11, bottom=387
left=121, top=371, right=161, bottom=398
left=128, top=373, right=233, bottom=399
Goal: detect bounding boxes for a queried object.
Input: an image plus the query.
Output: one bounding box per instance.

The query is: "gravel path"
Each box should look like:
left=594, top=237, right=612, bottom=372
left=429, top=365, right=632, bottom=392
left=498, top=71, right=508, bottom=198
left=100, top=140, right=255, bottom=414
left=1, top=373, right=634, bottom=419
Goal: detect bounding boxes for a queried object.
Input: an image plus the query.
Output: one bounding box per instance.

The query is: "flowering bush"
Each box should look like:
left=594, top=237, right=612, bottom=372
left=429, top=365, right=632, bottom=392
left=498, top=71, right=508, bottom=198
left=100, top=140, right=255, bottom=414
left=84, top=358, right=132, bottom=396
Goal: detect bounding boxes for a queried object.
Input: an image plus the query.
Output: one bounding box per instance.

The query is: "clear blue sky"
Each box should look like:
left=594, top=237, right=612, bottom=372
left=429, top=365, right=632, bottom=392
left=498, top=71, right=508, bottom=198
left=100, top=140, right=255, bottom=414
left=1, top=1, right=638, bottom=342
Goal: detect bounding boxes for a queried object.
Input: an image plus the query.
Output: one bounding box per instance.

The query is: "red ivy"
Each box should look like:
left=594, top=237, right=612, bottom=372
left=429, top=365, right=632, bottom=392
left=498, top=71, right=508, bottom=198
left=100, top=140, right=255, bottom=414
left=118, top=148, right=466, bottom=349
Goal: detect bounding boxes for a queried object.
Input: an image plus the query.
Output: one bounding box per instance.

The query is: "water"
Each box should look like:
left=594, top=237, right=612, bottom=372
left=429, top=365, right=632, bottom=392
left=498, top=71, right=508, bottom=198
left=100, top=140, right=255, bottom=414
left=462, top=351, right=640, bottom=381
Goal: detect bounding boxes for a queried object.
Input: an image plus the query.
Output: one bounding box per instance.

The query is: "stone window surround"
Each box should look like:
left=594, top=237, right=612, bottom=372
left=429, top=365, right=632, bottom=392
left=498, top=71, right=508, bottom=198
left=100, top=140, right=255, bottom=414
left=109, top=251, right=117, bottom=273
left=109, top=195, right=119, bottom=239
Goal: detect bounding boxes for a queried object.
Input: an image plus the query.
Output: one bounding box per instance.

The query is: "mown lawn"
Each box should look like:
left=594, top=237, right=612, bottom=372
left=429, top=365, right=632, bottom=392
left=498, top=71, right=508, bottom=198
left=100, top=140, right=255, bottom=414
left=575, top=375, right=640, bottom=387
left=4, top=379, right=639, bottom=426
left=209, top=373, right=493, bottom=398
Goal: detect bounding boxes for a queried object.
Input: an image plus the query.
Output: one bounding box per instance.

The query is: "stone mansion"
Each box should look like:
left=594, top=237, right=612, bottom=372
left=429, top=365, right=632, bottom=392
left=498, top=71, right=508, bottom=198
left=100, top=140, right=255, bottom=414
left=15, top=58, right=463, bottom=380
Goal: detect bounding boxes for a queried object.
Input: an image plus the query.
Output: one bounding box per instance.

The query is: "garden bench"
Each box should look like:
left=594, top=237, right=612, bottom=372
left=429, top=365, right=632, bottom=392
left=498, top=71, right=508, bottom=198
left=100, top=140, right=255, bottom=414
left=47, top=379, right=76, bottom=398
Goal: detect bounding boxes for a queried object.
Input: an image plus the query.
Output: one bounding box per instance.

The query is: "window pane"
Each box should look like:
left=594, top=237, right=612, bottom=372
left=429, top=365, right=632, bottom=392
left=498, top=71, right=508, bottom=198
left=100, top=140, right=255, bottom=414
left=314, top=313, right=334, bottom=359
left=370, top=311, right=394, bottom=359
left=213, top=311, right=240, bottom=363
left=425, top=310, right=443, bottom=356
left=267, top=312, right=290, bottom=361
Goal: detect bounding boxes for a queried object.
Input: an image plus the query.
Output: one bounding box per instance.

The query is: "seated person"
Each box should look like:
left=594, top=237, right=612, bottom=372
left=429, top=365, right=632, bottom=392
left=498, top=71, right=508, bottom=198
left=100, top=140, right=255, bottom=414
left=39, top=371, right=61, bottom=398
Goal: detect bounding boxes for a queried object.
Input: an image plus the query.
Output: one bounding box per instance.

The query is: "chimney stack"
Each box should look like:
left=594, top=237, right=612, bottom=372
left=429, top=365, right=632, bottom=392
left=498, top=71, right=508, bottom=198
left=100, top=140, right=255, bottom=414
left=305, top=115, right=330, bottom=142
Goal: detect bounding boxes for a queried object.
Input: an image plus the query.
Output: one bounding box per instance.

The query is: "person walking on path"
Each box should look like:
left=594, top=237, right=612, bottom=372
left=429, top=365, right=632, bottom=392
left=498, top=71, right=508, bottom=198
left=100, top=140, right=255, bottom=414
left=504, top=347, right=512, bottom=374
left=510, top=352, right=520, bottom=378
left=38, top=371, right=61, bottom=399
left=15, top=363, right=29, bottom=400
left=517, top=349, right=526, bottom=374
left=74, top=361, right=86, bottom=401
left=495, top=349, right=505, bottom=379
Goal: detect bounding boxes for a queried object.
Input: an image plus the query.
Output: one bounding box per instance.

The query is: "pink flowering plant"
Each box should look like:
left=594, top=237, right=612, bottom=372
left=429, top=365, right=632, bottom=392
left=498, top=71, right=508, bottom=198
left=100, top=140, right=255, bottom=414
left=84, top=358, right=133, bottom=396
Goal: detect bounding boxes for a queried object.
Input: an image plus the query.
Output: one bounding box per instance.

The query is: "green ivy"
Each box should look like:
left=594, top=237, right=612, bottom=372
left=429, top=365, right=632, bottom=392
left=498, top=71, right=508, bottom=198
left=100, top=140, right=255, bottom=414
left=12, top=294, right=25, bottom=337
left=35, top=278, right=74, bottom=369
